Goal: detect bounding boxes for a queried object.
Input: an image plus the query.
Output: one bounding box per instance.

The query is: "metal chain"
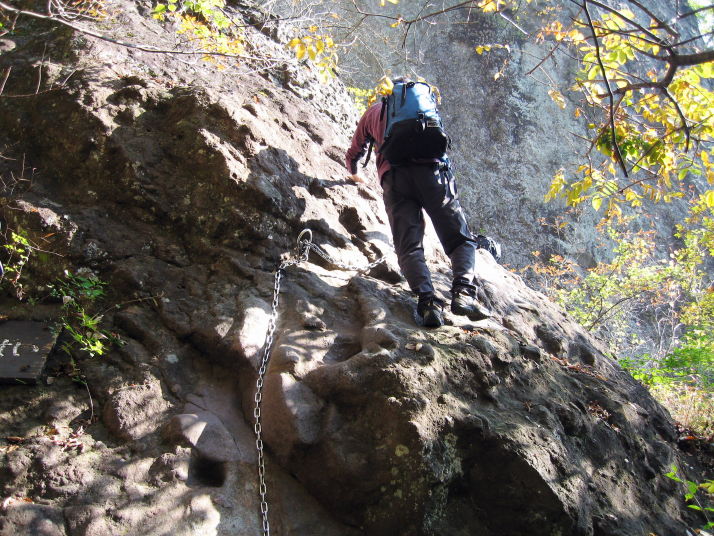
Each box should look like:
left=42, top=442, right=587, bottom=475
left=253, top=229, right=386, bottom=535
left=306, top=240, right=387, bottom=273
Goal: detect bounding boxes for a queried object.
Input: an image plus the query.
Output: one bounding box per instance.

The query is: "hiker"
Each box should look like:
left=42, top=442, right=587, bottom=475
left=345, top=77, right=492, bottom=328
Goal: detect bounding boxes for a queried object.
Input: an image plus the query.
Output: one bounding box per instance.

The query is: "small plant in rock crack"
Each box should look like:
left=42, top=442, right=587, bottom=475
left=665, top=465, right=714, bottom=530
left=0, top=228, right=34, bottom=299
left=50, top=271, right=121, bottom=358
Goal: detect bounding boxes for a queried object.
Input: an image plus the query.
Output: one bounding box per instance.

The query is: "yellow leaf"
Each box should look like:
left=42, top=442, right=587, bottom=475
left=308, top=25, right=318, bottom=33
left=592, top=196, right=603, bottom=211
left=308, top=45, right=317, bottom=61
left=568, top=30, right=585, bottom=42
left=479, top=0, right=499, bottom=13
left=624, top=189, right=639, bottom=202
left=375, top=76, right=394, bottom=96
left=704, top=190, right=714, bottom=208
left=296, top=43, right=306, bottom=60
left=548, top=89, right=567, bottom=109
left=288, top=38, right=301, bottom=48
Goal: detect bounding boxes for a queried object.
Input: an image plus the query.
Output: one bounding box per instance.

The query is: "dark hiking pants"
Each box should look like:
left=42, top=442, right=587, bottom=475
left=381, top=162, right=478, bottom=297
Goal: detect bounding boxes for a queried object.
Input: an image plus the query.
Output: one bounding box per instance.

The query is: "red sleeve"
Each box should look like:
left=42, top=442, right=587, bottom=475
left=345, top=104, right=382, bottom=174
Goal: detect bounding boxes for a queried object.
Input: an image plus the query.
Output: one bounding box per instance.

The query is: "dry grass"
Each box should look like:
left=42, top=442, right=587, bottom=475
left=651, top=383, right=714, bottom=438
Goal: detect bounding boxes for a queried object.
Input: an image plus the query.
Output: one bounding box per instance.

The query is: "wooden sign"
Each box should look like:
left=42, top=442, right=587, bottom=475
left=0, top=321, right=57, bottom=384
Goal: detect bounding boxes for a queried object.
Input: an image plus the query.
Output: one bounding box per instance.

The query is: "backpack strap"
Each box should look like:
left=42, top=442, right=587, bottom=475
left=362, top=138, right=374, bottom=168
left=363, top=98, right=389, bottom=167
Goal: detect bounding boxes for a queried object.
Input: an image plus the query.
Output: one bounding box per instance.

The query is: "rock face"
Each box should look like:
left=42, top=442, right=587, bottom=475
left=0, top=2, right=710, bottom=536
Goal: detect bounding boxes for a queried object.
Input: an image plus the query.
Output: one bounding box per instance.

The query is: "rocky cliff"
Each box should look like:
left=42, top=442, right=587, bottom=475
left=0, top=2, right=711, bottom=535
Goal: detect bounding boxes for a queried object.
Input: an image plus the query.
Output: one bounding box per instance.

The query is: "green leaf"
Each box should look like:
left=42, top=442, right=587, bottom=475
left=665, top=466, right=682, bottom=482
left=685, top=480, right=699, bottom=500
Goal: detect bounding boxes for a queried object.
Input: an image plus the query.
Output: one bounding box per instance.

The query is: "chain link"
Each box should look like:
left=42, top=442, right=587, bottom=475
left=253, top=229, right=385, bottom=535
left=306, top=241, right=386, bottom=273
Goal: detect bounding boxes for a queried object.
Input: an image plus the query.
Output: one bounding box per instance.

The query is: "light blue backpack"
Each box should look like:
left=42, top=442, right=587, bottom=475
left=379, top=80, right=450, bottom=164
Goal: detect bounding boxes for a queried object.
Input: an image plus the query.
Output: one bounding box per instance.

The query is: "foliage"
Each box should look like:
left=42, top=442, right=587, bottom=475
left=652, top=381, right=713, bottom=436
left=0, top=228, right=34, bottom=299
left=50, top=271, right=120, bottom=358
left=663, top=331, right=714, bottom=384
left=526, top=204, right=713, bottom=434
left=535, top=1, right=714, bottom=218
left=288, top=28, right=338, bottom=82
left=665, top=465, right=714, bottom=529
left=152, top=0, right=245, bottom=66
left=346, top=86, right=373, bottom=115
left=528, top=215, right=703, bottom=355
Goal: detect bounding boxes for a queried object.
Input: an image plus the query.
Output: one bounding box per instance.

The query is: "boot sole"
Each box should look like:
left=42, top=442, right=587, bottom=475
left=451, top=303, right=491, bottom=321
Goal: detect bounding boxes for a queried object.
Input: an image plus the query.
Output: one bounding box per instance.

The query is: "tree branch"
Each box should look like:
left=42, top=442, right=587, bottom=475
left=671, top=30, right=714, bottom=49
left=612, top=60, right=677, bottom=95
left=624, top=0, right=678, bottom=39
left=0, top=67, right=10, bottom=95
left=526, top=39, right=563, bottom=76
left=574, top=22, right=671, bottom=49
left=671, top=49, right=714, bottom=66
left=661, top=87, right=691, bottom=152
left=583, top=0, right=628, bottom=177
left=669, top=3, right=714, bottom=26
left=578, top=0, right=667, bottom=46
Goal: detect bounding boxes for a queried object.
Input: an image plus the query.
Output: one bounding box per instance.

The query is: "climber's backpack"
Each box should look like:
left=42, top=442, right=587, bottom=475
left=363, top=81, right=450, bottom=166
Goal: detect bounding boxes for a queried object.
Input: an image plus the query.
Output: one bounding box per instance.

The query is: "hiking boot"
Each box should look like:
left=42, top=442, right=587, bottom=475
left=417, top=294, right=445, bottom=328
left=451, top=287, right=491, bottom=320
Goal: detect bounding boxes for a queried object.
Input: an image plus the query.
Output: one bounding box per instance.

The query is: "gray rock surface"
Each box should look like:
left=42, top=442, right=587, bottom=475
left=0, top=2, right=711, bottom=536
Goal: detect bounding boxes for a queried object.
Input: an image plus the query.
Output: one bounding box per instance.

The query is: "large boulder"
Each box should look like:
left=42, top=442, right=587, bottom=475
left=0, top=2, right=710, bottom=535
